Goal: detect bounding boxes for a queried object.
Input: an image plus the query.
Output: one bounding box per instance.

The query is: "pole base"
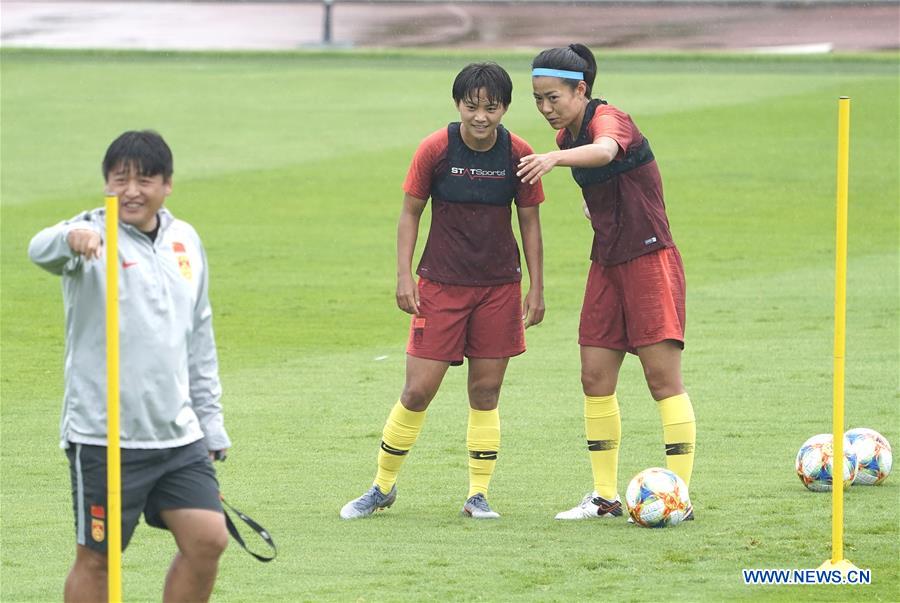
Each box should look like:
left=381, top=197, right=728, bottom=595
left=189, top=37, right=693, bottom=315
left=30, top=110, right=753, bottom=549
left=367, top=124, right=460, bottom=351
left=818, top=558, right=859, bottom=575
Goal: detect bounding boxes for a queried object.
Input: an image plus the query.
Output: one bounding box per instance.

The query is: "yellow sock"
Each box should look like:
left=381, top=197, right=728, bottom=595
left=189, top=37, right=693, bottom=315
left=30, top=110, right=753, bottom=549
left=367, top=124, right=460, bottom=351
left=658, top=393, right=696, bottom=486
left=374, top=401, right=426, bottom=494
left=467, top=408, right=500, bottom=498
left=585, top=394, right=620, bottom=500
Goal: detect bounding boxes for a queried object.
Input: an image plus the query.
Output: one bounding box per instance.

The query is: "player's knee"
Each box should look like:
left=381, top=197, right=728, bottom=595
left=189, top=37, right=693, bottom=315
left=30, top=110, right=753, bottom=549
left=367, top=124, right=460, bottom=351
left=184, top=526, right=229, bottom=560
left=400, top=385, right=435, bottom=411
left=209, top=529, right=229, bottom=559
left=581, top=367, right=615, bottom=396
left=467, top=382, right=501, bottom=409
left=642, top=366, right=682, bottom=401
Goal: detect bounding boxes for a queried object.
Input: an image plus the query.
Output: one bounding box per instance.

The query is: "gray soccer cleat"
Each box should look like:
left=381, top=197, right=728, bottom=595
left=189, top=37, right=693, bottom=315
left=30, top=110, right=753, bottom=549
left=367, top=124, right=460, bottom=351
left=340, top=485, right=397, bottom=519
left=462, top=493, right=501, bottom=519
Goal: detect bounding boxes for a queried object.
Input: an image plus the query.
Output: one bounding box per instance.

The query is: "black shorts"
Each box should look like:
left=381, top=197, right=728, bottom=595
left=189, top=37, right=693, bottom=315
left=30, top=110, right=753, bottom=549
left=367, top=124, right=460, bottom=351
left=66, top=439, right=222, bottom=553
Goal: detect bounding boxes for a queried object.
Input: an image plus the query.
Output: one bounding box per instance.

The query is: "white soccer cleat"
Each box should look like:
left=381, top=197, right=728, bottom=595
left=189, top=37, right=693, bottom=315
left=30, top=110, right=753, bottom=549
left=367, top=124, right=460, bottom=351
left=462, top=493, right=500, bottom=519
left=554, top=491, right=623, bottom=520
left=340, top=485, right=396, bottom=520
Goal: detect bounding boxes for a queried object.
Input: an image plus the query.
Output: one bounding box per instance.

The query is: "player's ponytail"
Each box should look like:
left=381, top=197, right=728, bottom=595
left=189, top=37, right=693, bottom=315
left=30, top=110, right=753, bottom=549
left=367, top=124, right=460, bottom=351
left=531, top=43, right=597, bottom=97
left=568, top=44, right=597, bottom=96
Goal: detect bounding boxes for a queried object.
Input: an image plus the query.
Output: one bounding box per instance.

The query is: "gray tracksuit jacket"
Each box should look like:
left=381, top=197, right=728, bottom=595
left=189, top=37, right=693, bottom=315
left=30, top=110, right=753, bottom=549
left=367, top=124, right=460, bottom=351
left=29, top=207, right=231, bottom=452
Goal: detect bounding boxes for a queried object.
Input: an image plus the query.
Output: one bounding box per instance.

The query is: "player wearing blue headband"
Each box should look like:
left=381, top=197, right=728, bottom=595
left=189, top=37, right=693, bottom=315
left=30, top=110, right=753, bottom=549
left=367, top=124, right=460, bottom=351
left=518, top=44, right=696, bottom=521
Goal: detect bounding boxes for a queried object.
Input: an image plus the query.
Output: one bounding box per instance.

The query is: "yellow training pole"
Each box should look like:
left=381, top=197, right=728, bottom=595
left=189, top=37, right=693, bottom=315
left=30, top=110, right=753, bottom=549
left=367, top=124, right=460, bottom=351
left=819, top=97, right=857, bottom=574
left=105, top=193, right=122, bottom=603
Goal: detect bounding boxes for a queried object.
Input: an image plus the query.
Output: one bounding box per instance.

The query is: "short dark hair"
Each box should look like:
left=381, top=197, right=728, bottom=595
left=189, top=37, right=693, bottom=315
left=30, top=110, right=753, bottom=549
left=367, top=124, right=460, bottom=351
left=532, top=44, right=598, bottom=97
left=452, top=62, right=513, bottom=108
left=102, top=130, right=173, bottom=180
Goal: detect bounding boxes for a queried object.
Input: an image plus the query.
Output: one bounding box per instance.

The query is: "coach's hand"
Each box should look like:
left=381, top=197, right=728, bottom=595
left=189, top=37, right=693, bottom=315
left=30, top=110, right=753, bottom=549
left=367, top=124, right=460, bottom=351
left=67, top=229, right=102, bottom=259
left=396, top=272, right=420, bottom=314
left=522, top=288, right=545, bottom=329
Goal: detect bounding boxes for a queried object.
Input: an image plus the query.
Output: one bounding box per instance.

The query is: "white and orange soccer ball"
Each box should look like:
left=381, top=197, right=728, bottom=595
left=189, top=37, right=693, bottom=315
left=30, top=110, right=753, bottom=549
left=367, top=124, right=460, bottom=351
left=845, top=428, right=892, bottom=486
left=625, top=467, right=691, bottom=528
left=795, top=433, right=858, bottom=492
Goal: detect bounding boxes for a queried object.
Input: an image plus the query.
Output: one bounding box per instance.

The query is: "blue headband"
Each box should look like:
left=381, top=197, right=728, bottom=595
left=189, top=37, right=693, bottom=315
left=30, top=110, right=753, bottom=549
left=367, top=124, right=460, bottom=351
left=532, top=68, right=584, bottom=80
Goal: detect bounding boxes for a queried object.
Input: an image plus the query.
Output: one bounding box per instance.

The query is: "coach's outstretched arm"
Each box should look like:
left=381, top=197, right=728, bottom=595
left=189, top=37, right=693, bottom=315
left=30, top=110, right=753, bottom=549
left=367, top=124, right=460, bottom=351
left=28, top=211, right=103, bottom=275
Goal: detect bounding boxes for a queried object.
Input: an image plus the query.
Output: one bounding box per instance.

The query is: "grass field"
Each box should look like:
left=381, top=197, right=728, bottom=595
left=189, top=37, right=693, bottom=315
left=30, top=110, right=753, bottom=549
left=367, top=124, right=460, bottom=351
left=1, top=49, right=898, bottom=602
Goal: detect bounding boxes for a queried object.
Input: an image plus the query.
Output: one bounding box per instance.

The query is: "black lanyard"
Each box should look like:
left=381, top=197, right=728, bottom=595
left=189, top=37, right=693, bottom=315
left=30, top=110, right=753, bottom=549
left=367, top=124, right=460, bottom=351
left=220, top=494, right=277, bottom=562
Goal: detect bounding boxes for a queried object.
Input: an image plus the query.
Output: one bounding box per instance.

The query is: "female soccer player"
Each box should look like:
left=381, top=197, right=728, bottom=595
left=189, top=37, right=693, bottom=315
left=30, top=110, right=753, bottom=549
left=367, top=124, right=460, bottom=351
left=517, top=44, right=696, bottom=520
left=341, top=62, right=545, bottom=520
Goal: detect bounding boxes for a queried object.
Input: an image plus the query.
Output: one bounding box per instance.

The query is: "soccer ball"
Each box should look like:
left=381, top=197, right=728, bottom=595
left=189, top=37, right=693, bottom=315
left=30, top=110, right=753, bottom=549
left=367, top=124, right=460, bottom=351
left=845, top=428, right=892, bottom=485
left=625, top=467, right=691, bottom=528
left=795, top=433, right=858, bottom=492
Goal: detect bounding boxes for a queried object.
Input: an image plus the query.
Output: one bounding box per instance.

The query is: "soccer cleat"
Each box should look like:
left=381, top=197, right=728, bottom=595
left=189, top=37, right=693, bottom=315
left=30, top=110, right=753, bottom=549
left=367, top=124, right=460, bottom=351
left=462, top=493, right=500, bottom=519
left=554, top=492, right=623, bottom=520
left=339, top=485, right=397, bottom=519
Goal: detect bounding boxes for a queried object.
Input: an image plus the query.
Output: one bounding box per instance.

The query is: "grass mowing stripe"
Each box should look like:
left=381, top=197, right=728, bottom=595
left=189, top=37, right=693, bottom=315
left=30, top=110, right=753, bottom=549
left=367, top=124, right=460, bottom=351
left=3, top=50, right=895, bottom=205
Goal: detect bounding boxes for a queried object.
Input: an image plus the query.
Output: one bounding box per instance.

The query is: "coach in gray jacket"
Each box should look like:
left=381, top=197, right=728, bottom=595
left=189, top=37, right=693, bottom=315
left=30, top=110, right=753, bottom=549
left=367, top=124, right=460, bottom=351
left=29, top=130, right=230, bottom=603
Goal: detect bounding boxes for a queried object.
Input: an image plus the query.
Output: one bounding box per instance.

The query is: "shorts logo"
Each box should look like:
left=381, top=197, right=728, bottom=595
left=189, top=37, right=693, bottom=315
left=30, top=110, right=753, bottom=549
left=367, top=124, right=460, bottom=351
left=643, top=236, right=658, bottom=246
left=91, top=519, right=105, bottom=542
left=90, top=505, right=106, bottom=542
left=413, top=317, right=426, bottom=346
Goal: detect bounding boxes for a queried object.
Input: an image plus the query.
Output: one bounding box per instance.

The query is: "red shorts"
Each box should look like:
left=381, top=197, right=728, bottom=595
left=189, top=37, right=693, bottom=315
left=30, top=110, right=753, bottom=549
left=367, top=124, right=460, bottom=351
left=407, top=278, right=525, bottom=365
left=579, top=247, right=686, bottom=354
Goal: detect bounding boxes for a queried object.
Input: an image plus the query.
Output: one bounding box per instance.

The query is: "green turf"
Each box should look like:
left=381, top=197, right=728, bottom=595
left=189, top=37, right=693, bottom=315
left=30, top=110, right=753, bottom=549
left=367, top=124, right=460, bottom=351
left=1, top=49, right=898, bottom=601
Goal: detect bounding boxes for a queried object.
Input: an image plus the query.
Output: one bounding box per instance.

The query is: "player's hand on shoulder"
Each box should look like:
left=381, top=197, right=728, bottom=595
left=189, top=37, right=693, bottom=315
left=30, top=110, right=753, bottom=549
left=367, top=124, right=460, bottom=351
left=66, top=229, right=102, bottom=259
left=396, top=273, right=420, bottom=315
